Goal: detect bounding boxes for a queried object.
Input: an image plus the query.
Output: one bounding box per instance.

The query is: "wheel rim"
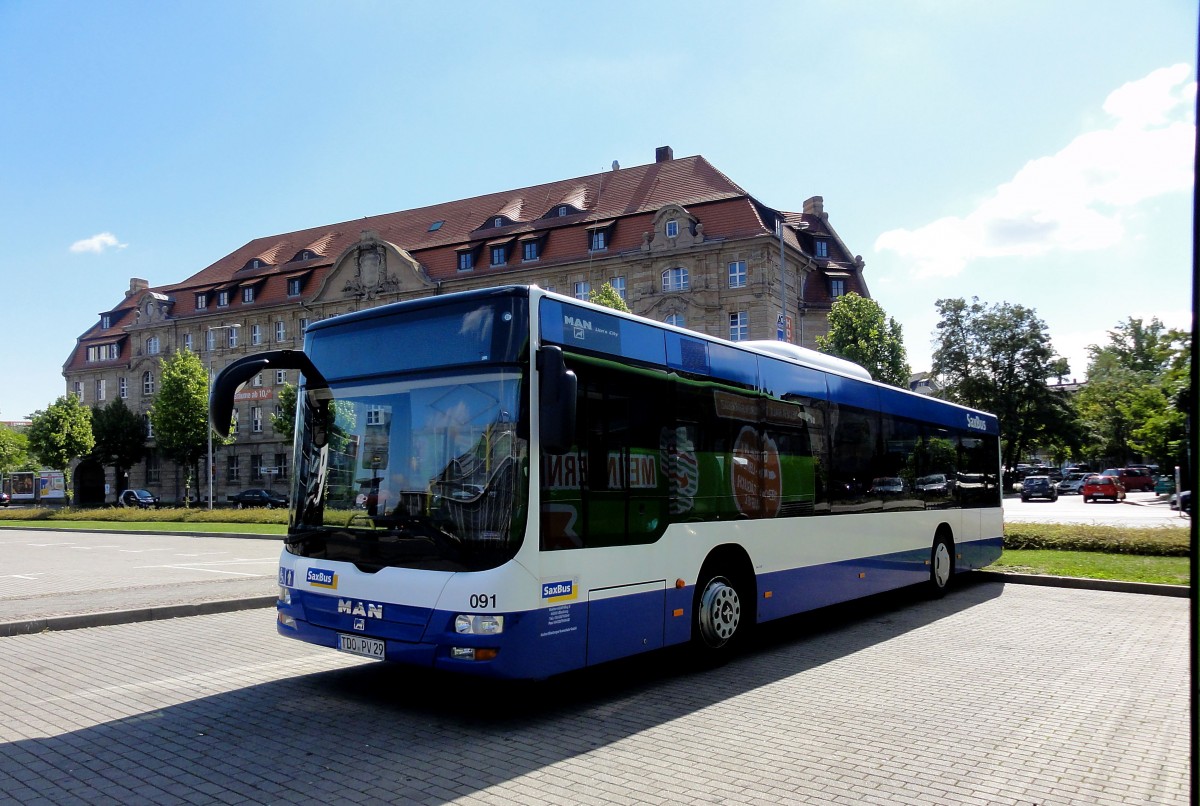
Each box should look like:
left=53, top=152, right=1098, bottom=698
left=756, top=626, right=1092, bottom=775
left=932, top=541, right=952, bottom=588
left=698, top=577, right=741, bottom=647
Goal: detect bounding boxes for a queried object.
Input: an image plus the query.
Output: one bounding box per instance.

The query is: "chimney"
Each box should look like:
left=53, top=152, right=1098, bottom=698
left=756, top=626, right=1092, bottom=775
left=655, top=145, right=674, bottom=163
left=802, top=196, right=825, bottom=217
left=127, top=278, right=149, bottom=297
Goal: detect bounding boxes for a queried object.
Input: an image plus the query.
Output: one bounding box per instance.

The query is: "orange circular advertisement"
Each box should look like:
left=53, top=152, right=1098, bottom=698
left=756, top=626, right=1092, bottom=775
left=731, top=426, right=781, bottom=518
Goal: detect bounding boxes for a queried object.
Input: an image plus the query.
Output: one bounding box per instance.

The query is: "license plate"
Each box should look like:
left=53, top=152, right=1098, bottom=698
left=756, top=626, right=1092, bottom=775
left=337, top=633, right=386, bottom=660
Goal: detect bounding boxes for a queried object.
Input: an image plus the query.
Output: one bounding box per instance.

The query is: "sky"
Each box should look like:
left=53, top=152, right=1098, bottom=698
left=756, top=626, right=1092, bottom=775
left=0, top=0, right=1194, bottom=420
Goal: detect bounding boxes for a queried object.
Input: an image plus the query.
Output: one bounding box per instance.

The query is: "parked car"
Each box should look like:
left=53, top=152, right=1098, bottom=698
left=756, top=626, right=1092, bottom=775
left=0, top=490, right=9, bottom=507
left=120, top=488, right=159, bottom=509
left=1056, top=472, right=1089, bottom=495
left=869, top=477, right=905, bottom=496
left=1020, top=475, right=1058, bottom=502
left=228, top=488, right=289, bottom=509
left=1100, top=467, right=1154, bottom=492
left=1082, top=474, right=1126, bottom=503
left=1169, top=490, right=1190, bottom=513
left=915, top=473, right=951, bottom=495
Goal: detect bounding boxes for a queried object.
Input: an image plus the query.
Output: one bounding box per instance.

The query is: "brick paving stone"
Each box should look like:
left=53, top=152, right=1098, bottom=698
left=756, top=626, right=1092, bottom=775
left=0, top=581, right=1190, bottom=804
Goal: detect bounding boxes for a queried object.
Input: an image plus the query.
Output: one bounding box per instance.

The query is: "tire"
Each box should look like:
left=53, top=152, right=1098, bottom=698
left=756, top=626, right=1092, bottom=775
left=695, top=575, right=743, bottom=650
left=1083, top=495, right=1090, bottom=503
left=928, top=534, right=954, bottom=597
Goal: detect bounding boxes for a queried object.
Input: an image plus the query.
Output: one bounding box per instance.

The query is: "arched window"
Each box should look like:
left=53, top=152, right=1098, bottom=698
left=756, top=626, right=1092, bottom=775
left=661, top=267, right=689, bottom=292
left=665, top=314, right=685, bottom=328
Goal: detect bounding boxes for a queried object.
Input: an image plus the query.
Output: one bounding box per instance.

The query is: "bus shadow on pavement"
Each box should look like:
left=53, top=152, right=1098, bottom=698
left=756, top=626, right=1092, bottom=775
left=312, top=571, right=1005, bottom=719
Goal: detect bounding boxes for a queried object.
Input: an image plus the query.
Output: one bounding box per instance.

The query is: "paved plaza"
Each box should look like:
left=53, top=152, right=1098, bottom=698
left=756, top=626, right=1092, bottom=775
left=0, top=574, right=1190, bottom=805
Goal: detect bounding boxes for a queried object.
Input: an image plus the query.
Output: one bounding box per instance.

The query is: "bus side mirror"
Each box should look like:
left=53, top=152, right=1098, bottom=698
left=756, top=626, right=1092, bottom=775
left=210, top=349, right=328, bottom=438
left=538, top=345, right=576, bottom=455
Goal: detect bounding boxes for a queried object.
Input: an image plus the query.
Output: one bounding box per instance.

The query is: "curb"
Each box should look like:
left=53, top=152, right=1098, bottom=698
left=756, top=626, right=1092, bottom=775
left=974, top=570, right=1190, bottom=598
left=0, top=595, right=278, bottom=638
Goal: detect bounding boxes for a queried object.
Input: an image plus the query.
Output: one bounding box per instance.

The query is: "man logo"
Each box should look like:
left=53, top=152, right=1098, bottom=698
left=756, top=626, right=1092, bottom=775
left=338, top=599, right=384, bottom=619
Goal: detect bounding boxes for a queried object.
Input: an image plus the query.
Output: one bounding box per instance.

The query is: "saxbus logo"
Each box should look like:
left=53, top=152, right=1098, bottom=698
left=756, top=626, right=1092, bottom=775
left=966, top=414, right=987, bottom=431
left=542, top=579, right=577, bottom=603
left=306, top=568, right=338, bottom=589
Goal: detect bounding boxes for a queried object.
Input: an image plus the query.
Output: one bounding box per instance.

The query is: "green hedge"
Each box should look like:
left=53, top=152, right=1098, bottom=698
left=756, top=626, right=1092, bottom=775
left=1, top=507, right=1189, bottom=556
left=0, top=506, right=288, bottom=526
left=1003, top=523, right=1189, bottom=557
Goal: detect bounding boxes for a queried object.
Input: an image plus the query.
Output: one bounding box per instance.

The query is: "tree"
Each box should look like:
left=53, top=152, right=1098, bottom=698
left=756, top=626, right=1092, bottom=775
left=0, top=424, right=31, bottom=474
left=270, top=382, right=299, bottom=444
left=28, top=395, right=95, bottom=502
left=588, top=282, right=630, bottom=313
left=816, top=292, right=911, bottom=387
left=1076, top=317, right=1189, bottom=468
left=931, top=297, right=1074, bottom=470
left=91, top=398, right=148, bottom=495
left=149, top=349, right=210, bottom=504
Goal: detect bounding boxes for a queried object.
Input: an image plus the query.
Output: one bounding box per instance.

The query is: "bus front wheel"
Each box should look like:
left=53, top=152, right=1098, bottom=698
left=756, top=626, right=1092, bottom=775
left=695, top=575, right=743, bottom=650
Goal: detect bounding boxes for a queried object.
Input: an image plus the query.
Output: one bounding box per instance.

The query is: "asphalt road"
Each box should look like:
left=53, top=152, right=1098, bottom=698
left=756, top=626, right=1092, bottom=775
left=1004, top=489, right=1188, bottom=527
left=0, top=529, right=279, bottom=632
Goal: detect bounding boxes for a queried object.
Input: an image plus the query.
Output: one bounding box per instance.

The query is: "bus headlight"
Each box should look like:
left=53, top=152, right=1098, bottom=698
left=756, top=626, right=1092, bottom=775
left=278, top=587, right=292, bottom=605
left=454, top=614, right=504, bottom=635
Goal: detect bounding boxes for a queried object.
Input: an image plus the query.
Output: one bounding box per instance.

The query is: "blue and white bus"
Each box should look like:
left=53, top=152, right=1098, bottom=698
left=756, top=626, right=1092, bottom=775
left=211, top=285, right=1002, bottom=679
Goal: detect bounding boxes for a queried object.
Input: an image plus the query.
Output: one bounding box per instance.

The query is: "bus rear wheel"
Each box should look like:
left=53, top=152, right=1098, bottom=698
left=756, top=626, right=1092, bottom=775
left=928, top=534, right=954, bottom=597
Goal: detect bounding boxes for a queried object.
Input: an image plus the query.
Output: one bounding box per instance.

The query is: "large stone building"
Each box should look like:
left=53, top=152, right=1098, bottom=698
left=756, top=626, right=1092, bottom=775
left=64, top=147, right=870, bottom=504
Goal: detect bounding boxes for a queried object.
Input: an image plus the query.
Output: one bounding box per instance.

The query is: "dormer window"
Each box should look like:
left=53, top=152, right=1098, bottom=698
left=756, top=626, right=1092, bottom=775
left=830, top=278, right=846, bottom=298
left=244, top=258, right=264, bottom=270
left=242, top=287, right=255, bottom=303
left=490, top=244, right=507, bottom=267
left=815, top=240, right=829, bottom=258
left=291, top=249, right=317, bottom=262
left=217, top=291, right=230, bottom=307
left=665, top=219, right=679, bottom=238
left=522, top=240, right=539, bottom=262
left=287, top=277, right=302, bottom=296
left=494, top=217, right=503, bottom=228
left=590, top=230, right=607, bottom=251
left=101, top=314, right=111, bottom=329
left=558, top=206, right=568, bottom=217
left=458, top=251, right=474, bottom=271
left=196, top=293, right=208, bottom=310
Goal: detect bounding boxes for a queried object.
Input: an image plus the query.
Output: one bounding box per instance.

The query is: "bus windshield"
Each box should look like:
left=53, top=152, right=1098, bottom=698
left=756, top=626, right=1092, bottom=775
left=288, top=371, right=529, bottom=572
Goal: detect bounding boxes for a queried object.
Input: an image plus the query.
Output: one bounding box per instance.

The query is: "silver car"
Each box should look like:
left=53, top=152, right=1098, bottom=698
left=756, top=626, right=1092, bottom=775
left=1057, top=472, right=1088, bottom=495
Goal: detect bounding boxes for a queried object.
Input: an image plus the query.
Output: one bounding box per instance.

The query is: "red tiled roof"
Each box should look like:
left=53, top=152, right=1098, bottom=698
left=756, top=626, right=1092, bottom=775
left=68, top=154, right=859, bottom=368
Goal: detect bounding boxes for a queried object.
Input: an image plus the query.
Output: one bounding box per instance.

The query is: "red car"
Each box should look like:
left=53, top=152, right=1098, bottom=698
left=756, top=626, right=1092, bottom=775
left=1082, top=474, right=1126, bottom=503
left=1100, top=467, right=1154, bottom=492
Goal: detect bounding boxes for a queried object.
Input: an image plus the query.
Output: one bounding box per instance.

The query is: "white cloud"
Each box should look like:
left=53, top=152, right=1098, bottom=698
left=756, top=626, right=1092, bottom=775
left=875, top=64, right=1196, bottom=278
left=69, top=232, right=128, bottom=254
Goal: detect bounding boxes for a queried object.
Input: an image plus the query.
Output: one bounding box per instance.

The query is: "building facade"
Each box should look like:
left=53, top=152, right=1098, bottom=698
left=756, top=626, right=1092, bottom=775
left=64, top=147, right=870, bottom=504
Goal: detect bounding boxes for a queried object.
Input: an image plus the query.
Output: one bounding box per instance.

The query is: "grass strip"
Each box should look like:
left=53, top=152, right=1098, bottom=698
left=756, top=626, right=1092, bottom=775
left=987, top=549, right=1189, bottom=586
left=0, top=519, right=285, bottom=535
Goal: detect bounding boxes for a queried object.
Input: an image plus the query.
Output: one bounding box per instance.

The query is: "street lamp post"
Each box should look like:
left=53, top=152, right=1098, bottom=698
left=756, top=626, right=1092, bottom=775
left=206, top=324, right=240, bottom=510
